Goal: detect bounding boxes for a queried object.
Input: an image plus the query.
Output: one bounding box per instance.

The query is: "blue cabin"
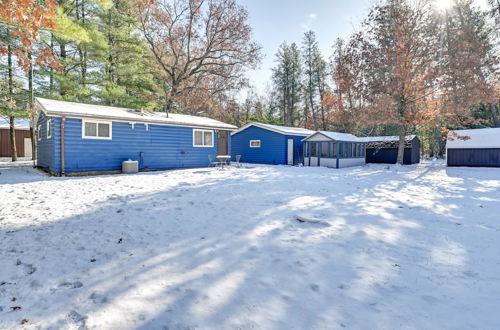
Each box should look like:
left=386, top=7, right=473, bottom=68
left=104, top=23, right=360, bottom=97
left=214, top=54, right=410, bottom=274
left=446, top=128, right=500, bottom=167
left=303, top=131, right=367, bottom=168
left=35, top=98, right=236, bottom=175
left=230, top=123, right=315, bottom=165
left=360, top=135, right=420, bottom=165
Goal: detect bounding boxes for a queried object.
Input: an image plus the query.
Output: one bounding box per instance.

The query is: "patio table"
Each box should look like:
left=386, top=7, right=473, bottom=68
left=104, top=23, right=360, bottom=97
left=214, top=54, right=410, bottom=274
left=216, top=155, right=231, bottom=169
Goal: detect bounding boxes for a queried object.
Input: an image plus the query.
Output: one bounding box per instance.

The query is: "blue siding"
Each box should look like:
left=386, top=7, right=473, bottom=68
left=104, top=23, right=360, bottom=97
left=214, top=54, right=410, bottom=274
left=285, top=135, right=306, bottom=165
left=366, top=137, right=420, bottom=165
left=36, top=113, right=60, bottom=173
left=366, top=148, right=414, bottom=165
left=39, top=116, right=227, bottom=174
left=447, top=148, right=500, bottom=167
left=63, top=119, right=221, bottom=173
left=231, top=125, right=307, bottom=165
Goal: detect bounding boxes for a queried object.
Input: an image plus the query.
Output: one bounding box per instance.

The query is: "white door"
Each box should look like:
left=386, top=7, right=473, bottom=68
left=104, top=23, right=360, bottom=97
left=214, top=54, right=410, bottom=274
left=24, top=138, right=32, bottom=158
left=287, top=139, right=294, bottom=165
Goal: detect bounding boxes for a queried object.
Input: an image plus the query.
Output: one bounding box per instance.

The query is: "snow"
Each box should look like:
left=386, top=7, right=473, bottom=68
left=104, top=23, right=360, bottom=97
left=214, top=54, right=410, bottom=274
left=0, top=158, right=33, bottom=169
left=446, top=127, right=500, bottom=149
left=35, top=98, right=237, bottom=131
left=1, top=162, right=500, bottom=329
left=358, top=135, right=416, bottom=143
left=305, top=131, right=361, bottom=142
left=0, top=117, right=30, bottom=130
left=232, top=123, right=316, bottom=136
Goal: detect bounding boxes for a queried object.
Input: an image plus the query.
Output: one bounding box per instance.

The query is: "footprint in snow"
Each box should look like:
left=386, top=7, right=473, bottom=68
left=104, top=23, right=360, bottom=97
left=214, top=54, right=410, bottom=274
left=88, top=292, right=107, bottom=304
left=59, top=281, right=83, bottom=289
left=337, top=283, right=349, bottom=290
left=23, top=264, right=36, bottom=276
left=310, top=284, right=320, bottom=292
left=68, top=310, right=87, bottom=329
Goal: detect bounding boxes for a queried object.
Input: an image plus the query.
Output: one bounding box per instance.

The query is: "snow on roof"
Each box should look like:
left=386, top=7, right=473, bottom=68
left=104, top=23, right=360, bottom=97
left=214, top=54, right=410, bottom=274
left=231, top=122, right=315, bottom=136
left=446, top=127, right=500, bottom=149
left=303, top=131, right=361, bottom=142
left=0, top=117, right=30, bottom=130
left=358, top=135, right=416, bottom=143
left=35, top=97, right=237, bottom=130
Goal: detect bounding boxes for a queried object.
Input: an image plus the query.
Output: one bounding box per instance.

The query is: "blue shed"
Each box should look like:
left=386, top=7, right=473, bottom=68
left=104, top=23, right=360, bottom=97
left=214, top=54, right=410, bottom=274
left=35, top=98, right=236, bottom=175
left=446, top=128, right=500, bottom=167
left=230, top=123, right=315, bottom=165
left=359, top=135, right=420, bottom=165
left=303, top=131, right=367, bottom=168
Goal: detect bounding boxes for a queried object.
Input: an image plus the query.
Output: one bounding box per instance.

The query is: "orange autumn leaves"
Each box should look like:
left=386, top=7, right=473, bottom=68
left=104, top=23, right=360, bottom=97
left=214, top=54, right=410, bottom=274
left=0, top=0, right=60, bottom=72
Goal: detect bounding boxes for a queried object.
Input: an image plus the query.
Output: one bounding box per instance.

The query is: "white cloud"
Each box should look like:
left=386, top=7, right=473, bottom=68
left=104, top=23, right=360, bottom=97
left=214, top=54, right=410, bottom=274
left=308, top=13, right=318, bottom=20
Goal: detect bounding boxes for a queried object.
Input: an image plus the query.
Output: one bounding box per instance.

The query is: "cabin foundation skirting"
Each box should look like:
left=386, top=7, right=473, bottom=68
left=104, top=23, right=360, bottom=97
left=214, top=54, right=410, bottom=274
left=37, top=166, right=122, bottom=177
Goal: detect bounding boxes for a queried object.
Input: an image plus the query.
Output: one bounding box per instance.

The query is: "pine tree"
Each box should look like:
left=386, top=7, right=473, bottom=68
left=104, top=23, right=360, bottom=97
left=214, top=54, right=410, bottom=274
left=272, top=42, right=302, bottom=126
left=302, top=31, right=319, bottom=129
left=98, top=0, right=158, bottom=109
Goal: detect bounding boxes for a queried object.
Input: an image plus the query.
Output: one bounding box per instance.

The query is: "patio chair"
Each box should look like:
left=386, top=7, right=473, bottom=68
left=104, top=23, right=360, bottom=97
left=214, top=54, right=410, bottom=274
left=233, top=155, right=242, bottom=168
left=208, top=155, right=220, bottom=167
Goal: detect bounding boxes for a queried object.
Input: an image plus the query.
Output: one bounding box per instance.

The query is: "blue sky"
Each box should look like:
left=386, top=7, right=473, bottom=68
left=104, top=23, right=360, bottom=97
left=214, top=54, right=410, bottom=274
left=238, top=0, right=489, bottom=95
left=237, top=0, right=375, bottom=94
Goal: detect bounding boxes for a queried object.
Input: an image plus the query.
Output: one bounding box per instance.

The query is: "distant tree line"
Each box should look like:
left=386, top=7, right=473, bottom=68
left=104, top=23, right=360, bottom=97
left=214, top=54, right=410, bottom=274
left=241, top=0, right=499, bottom=161
left=0, top=0, right=498, bottom=163
left=0, top=0, right=261, bottom=160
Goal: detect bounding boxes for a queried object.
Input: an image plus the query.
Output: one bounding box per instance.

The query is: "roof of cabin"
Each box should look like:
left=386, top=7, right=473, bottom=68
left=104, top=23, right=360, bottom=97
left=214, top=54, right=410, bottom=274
left=446, top=127, right=500, bottom=149
left=231, top=122, right=315, bottom=136
left=0, top=117, right=30, bottom=130
left=358, top=135, right=416, bottom=143
left=35, top=97, right=237, bottom=131
left=303, top=131, right=361, bottom=142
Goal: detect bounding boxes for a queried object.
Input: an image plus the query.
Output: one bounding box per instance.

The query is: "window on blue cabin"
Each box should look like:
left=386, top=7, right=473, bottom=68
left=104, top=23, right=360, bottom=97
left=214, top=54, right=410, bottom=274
left=193, top=129, right=214, bottom=147
left=83, top=120, right=112, bottom=139
left=37, top=125, right=42, bottom=141
left=47, top=119, right=52, bottom=139
left=249, top=140, right=261, bottom=148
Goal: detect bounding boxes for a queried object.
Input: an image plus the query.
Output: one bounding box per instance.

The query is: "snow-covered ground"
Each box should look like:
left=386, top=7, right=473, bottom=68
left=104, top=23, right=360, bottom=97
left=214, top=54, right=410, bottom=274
left=1, top=162, right=499, bottom=329
left=0, top=158, right=34, bottom=169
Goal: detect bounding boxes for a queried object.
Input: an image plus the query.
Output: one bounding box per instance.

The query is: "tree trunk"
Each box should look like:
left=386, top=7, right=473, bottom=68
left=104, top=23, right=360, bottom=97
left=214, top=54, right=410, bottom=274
left=319, top=92, right=326, bottom=130
left=28, top=53, right=36, bottom=161
left=308, top=77, right=317, bottom=129
left=490, top=103, right=500, bottom=127
left=49, top=34, right=54, bottom=93
left=9, top=117, right=18, bottom=161
left=60, top=43, right=67, bottom=96
left=30, top=125, right=36, bottom=161
left=396, top=126, right=407, bottom=165
left=7, top=44, right=17, bottom=161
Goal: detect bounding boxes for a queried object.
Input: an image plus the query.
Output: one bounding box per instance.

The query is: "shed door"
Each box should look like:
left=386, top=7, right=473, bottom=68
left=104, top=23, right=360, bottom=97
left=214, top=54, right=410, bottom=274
left=287, top=139, right=294, bottom=165
left=24, top=138, right=32, bottom=158
left=217, top=130, right=228, bottom=155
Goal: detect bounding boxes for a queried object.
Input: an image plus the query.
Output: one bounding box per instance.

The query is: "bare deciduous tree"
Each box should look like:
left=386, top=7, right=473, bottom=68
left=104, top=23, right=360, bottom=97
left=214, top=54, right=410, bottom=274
left=137, top=0, right=261, bottom=112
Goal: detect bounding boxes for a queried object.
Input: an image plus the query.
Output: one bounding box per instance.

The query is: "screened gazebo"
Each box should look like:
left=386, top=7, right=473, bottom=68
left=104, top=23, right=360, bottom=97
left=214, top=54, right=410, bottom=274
left=302, top=131, right=367, bottom=168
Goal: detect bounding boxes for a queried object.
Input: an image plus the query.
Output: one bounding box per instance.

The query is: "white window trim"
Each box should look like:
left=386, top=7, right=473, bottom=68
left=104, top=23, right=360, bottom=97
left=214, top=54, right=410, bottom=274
left=82, top=119, right=113, bottom=140
left=249, top=140, right=261, bottom=148
left=46, top=119, right=52, bottom=139
left=193, top=129, right=214, bottom=148
left=37, top=125, right=42, bottom=141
